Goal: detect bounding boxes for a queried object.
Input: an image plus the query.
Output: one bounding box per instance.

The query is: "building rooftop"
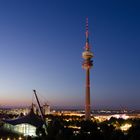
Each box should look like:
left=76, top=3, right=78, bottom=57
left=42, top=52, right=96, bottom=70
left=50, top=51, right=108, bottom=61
left=3, top=109, right=44, bottom=128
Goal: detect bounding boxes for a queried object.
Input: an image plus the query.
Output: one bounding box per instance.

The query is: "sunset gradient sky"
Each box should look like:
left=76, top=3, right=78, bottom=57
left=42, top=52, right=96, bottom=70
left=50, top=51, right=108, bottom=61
left=0, top=0, right=140, bottom=109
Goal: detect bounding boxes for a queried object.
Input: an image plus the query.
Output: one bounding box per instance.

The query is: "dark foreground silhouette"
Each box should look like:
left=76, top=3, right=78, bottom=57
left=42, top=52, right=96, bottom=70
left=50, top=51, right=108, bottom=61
left=1, top=117, right=140, bottom=140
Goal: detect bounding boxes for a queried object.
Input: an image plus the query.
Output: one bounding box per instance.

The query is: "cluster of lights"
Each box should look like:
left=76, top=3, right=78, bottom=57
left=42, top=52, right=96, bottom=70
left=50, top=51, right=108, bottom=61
left=67, top=125, right=80, bottom=129
left=112, top=114, right=129, bottom=120
left=0, top=137, right=22, bottom=140
left=120, top=123, right=132, bottom=131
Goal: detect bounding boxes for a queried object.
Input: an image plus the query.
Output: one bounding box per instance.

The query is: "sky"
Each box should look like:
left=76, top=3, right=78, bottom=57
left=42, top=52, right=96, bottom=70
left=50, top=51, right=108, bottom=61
left=0, top=0, right=140, bottom=110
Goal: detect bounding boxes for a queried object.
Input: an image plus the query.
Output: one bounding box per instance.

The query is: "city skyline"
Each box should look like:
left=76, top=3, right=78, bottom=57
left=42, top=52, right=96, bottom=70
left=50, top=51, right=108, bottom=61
left=0, top=0, right=140, bottom=109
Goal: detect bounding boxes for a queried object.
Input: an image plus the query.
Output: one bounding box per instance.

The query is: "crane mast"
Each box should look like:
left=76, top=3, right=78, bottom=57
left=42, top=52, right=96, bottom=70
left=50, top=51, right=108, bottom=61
left=33, top=90, right=48, bottom=134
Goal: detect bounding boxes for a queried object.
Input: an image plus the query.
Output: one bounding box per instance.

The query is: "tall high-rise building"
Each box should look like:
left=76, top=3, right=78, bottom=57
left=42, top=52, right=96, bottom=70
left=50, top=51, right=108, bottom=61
left=82, top=18, right=93, bottom=120
left=42, top=103, right=50, bottom=115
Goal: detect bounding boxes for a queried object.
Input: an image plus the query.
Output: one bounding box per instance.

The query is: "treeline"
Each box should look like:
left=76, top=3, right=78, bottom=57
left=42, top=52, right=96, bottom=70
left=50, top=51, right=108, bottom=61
left=35, top=117, right=140, bottom=140
left=1, top=115, right=140, bottom=140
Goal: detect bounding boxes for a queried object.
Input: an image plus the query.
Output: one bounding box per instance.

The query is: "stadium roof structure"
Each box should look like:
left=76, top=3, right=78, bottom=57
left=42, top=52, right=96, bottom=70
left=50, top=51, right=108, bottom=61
left=3, top=109, right=44, bottom=128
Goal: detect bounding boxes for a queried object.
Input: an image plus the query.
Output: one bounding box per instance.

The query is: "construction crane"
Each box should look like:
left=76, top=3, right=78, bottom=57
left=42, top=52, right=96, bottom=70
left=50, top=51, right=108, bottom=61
left=33, top=89, right=48, bottom=134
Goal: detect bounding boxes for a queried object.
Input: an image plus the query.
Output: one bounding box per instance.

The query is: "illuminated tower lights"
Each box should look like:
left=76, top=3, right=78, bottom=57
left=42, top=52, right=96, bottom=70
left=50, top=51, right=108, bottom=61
left=82, top=18, right=93, bottom=120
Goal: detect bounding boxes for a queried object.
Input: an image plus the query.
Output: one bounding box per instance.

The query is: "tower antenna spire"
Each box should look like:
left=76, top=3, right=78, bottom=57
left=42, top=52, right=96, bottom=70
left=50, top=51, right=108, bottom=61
left=86, top=17, right=88, bottom=32
left=85, top=17, right=90, bottom=51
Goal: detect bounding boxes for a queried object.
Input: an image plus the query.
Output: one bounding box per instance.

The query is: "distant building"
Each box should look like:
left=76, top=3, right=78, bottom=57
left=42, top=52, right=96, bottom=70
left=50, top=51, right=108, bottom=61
left=42, top=104, right=50, bottom=115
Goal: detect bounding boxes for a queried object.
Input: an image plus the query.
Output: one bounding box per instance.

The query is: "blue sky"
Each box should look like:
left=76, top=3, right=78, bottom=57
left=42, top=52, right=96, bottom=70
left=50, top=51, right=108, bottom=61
left=0, top=0, right=140, bottom=109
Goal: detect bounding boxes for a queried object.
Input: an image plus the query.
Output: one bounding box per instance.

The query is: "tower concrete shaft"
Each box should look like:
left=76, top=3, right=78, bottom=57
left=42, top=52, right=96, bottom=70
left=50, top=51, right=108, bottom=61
left=85, top=69, right=91, bottom=120
left=82, top=18, right=93, bottom=120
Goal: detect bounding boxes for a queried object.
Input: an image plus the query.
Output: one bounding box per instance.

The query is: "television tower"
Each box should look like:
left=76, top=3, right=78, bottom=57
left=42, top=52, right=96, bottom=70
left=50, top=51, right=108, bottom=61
left=82, top=18, right=93, bottom=120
